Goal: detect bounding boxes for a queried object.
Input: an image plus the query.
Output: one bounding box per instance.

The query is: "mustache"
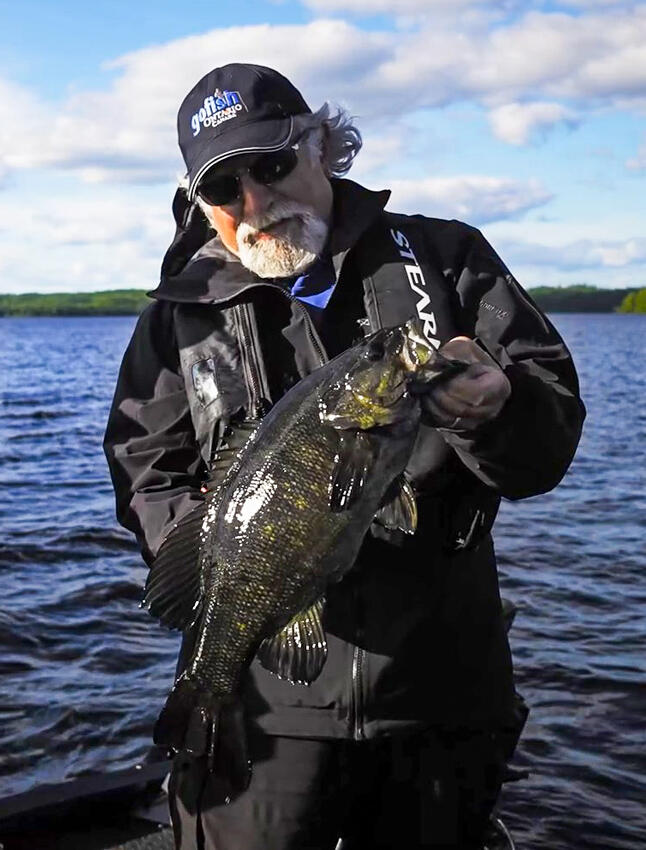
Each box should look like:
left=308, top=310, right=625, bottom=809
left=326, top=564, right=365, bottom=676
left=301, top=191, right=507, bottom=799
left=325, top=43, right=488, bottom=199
left=237, top=200, right=318, bottom=247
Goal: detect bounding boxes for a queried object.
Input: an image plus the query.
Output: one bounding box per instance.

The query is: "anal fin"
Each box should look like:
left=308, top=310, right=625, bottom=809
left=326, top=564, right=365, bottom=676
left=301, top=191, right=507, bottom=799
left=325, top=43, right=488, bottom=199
left=256, top=598, right=328, bottom=685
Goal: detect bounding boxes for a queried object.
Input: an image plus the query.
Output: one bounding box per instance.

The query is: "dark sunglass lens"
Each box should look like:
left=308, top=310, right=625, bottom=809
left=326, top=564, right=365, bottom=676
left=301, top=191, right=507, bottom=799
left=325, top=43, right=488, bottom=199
left=198, top=174, right=239, bottom=206
left=251, top=150, right=298, bottom=186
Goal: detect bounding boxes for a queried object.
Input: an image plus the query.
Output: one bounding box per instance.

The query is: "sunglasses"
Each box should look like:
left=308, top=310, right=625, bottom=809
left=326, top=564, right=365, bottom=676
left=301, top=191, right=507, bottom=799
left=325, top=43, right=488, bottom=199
left=197, top=146, right=300, bottom=207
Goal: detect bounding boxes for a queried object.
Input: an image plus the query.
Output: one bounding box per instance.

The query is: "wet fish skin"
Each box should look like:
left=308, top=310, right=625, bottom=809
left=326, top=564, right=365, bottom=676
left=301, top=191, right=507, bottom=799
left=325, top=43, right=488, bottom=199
left=144, top=319, right=464, bottom=794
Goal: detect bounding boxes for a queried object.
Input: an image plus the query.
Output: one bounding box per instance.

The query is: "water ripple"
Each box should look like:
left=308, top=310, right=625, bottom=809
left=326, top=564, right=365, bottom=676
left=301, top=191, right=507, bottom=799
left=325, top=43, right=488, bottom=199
left=0, top=313, right=644, bottom=849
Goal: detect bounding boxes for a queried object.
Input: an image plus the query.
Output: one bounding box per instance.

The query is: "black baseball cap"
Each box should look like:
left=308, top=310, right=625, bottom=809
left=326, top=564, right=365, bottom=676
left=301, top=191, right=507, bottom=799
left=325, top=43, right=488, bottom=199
left=178, top=63, right=311, bottom=201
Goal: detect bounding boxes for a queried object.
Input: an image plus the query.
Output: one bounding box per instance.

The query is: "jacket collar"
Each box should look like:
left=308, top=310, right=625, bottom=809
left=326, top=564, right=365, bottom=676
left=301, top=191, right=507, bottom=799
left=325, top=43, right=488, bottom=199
left=148, top=178, right=391, bottom=304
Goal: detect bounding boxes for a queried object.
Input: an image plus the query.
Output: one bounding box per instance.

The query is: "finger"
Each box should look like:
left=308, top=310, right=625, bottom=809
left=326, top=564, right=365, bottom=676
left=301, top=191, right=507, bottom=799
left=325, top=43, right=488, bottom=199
left=441, top=384, right=506, bottom=420
left=426, top=403, right=481, bottom=431
left=423, top=394, right=474, bottom=427
left=438, top=369, right=509, bottom=408
left=440, top=337, right=498, bottom=368
left=427, top=385, right=473, bottom=418
left=439, top=336, right=479, bottom=363
left=438, top=379, right=488, bottom=408
left=439, top=338, right=486, bottom=365
left=423, top=391, right=502, bottom=428
left=430, top=378, right=496, bottom=413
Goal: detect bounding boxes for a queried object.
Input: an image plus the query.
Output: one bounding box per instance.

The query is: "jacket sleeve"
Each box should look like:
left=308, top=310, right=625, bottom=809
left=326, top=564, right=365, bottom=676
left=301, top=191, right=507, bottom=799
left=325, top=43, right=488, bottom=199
left=437, top=225, right=586, bottom=500
left=103, top=300, right=206, bottom=564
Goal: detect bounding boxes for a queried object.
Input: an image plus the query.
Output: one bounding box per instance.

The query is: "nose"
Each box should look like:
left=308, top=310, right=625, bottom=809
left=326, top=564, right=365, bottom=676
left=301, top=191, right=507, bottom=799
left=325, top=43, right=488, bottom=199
left=239, top=173, right=273, bottom=220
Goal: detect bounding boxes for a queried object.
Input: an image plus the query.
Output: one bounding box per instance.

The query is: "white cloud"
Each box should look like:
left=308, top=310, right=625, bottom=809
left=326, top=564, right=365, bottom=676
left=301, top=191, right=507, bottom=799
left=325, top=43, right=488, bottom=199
left=488, top=102, right=579, bottom=144
left=350, top=132, right=407, bottom=178
left=0, top=78, right=40, bottom=183
left=304, top=0, right=635, bottom=17
left=0, top=172, right=550, bottom=294
left=559, top=0, right=638, bottom=9
left=0, top=21, right=390, bottom=184
left=339, top=7, right=646, bottom=117
left=503, top=236, right=646, bottom=269
left=452, top=9, right=646, bottom=104
left=303, top=0, right=489, bottom=11
left=379, top=7, right=646, bottom=112
left=385, top=175, right=552, bottom=223
left=0, top=194, right=174, bottom=293
left=0, top=7, right=644, bottom=189
left=303, top=0, right=639, bottom=13
left=2, top=5, right=646, bottom=295
left=0, top=74, right=181, bottom=183
left=626, top=137, right=646, bottom=171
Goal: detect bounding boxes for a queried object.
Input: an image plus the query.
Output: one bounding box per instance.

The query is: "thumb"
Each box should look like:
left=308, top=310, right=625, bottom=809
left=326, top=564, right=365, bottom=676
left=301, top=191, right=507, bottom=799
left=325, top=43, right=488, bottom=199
left=439, top=336, right=499, bottom=368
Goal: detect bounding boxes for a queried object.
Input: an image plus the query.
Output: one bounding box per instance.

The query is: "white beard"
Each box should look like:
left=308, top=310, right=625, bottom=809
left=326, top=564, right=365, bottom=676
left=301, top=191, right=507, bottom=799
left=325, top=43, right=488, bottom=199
left=236, top=200, right=329, bottom=279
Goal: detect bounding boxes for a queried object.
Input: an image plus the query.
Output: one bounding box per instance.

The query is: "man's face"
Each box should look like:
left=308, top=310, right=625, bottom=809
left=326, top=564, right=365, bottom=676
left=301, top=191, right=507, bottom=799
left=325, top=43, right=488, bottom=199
left=199, top=139, right=333, bottom=279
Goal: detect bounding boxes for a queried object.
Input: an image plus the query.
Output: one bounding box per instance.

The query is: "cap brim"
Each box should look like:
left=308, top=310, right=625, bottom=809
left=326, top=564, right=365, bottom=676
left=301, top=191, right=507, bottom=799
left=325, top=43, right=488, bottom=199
left=187, top=116, right=296, bottom=201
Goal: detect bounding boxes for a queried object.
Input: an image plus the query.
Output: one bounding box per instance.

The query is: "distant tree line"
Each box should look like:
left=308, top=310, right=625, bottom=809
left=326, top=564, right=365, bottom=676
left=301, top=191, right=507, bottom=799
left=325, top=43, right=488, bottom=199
left=0, top=290, right=150, bottom=316
left=0, top=285, right=645, bottom=316
left=615, top=289, right=646, bottom=313
left=528, top=285, right=643, bottom=313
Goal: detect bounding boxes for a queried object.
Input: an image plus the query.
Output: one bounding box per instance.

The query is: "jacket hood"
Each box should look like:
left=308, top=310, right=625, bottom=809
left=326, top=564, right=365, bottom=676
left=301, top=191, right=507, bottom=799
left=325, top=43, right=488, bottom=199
left=148, top=178, right=391, bottom=305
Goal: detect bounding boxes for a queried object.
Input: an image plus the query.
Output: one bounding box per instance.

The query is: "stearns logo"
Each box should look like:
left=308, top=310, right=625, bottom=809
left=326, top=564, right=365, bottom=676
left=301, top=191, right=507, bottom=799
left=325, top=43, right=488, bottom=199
left=191, top=89, right=248, bottom=136
left=390, top=229, right=441, bottom=349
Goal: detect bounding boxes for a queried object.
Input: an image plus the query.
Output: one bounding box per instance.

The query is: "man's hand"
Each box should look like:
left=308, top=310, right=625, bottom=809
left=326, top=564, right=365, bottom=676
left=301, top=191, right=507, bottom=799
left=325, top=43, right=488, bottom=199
left=420, top=337, right=511, bottom=430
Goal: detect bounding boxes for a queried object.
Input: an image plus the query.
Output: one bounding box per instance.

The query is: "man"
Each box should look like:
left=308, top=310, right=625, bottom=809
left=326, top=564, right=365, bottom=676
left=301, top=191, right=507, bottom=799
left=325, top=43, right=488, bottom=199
left=104, top=63, right=585, bottom=849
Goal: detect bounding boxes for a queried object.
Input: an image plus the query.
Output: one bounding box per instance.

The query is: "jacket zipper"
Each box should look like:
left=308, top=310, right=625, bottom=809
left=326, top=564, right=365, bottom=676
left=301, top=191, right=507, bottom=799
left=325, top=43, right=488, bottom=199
left=351, top=645, right=365, bottom=740
left=364, top=276, right=383, bottom=333
left=266, top=283, right=328, bottom=366
left=234, top=303, right=266, bottom=419
left=350, top=583, right=366, bottom=741
left=233, top=286, right=328, bottom=420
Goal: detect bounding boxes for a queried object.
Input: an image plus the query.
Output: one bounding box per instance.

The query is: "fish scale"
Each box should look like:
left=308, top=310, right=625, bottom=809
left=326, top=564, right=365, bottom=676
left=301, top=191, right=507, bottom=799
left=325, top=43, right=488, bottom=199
left=144, top=319, right=461, bottom=795
left=191, top=405, right=345, bottom=694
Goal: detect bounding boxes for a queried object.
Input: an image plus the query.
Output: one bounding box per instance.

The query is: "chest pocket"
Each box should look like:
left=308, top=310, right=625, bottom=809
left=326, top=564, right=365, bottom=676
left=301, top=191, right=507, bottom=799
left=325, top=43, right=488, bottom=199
left=174, top=303, right=248, bottom=465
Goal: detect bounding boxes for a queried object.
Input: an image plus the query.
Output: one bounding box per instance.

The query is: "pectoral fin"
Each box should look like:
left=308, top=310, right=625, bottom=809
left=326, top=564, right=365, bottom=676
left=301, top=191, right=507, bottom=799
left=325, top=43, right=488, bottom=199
left=256, top=598, right=327, bottom=685
left=329, top=431, right=375, bottom=512
left=373, top=475, right=418, bottom=534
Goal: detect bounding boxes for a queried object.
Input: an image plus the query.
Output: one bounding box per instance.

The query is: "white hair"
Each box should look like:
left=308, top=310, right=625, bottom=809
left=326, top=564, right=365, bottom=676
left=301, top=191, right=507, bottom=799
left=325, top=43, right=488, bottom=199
left=293, top=103, right=362, bottom=178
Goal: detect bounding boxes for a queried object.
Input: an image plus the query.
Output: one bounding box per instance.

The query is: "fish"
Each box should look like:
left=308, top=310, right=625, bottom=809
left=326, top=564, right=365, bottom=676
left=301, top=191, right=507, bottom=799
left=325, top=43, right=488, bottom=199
left=142, top=318, right=468, bottom=797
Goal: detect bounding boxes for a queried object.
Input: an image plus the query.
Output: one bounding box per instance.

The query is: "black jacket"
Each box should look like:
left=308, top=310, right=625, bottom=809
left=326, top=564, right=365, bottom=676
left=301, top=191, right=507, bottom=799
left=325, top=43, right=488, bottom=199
left=104, top=178, right=585, bottom=740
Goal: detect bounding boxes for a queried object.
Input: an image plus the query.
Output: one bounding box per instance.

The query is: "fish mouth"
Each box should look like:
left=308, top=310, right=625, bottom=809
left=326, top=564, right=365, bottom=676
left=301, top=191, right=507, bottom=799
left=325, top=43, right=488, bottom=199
left=399, top=321, right=436, bottom=373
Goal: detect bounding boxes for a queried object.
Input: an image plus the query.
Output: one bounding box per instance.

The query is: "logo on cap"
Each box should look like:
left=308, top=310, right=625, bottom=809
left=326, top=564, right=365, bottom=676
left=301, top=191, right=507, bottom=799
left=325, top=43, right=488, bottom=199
left=190, top=88, right=248, bottom=137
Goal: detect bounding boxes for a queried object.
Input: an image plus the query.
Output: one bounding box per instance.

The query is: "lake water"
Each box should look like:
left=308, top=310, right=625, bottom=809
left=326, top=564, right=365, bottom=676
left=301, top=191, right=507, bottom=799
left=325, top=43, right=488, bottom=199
left=0, top=313, right=644, bottom=848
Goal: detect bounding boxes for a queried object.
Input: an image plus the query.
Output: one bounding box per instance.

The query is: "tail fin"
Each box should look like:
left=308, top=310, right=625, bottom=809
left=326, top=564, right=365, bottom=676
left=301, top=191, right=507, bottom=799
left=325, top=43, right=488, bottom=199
left=154, top=678, right=251, bottom=796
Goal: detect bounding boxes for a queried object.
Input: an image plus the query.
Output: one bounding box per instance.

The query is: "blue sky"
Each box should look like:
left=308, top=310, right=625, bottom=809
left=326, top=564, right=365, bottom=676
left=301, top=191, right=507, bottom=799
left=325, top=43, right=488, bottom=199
left=1, top=0, right=644, bottom=293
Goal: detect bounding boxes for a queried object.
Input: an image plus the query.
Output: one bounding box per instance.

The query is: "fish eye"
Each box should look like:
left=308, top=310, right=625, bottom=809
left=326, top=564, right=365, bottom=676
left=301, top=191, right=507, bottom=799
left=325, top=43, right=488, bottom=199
left=365, top=340, right=385, bottom=361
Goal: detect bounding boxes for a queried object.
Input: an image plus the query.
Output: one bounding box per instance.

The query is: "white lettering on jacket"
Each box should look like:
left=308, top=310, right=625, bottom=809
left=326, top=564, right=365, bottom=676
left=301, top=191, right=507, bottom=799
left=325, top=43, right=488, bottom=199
left=390, top=229, right=441, bottom=349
